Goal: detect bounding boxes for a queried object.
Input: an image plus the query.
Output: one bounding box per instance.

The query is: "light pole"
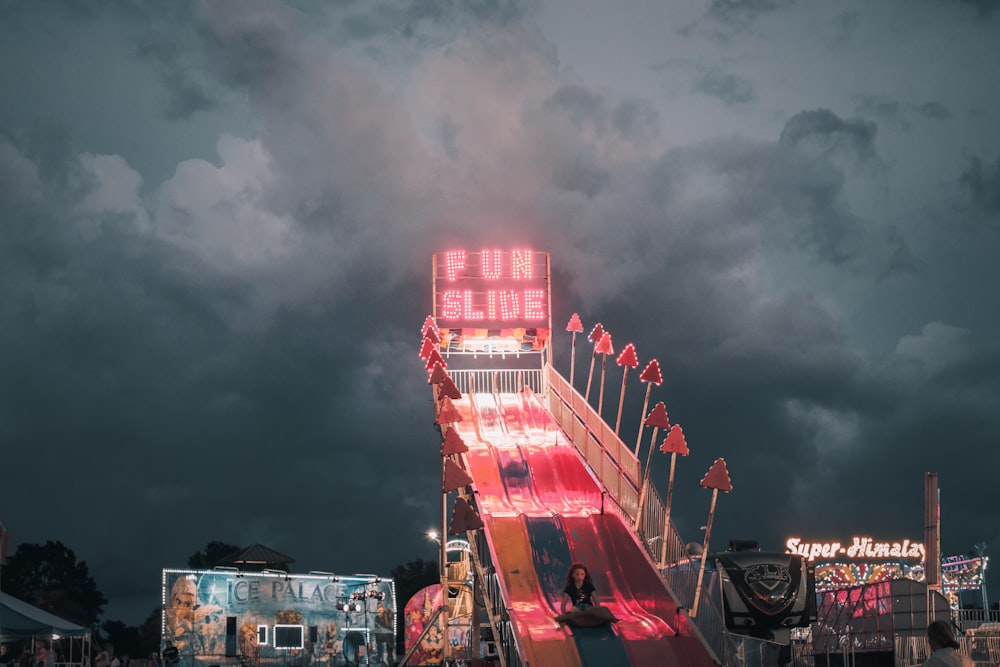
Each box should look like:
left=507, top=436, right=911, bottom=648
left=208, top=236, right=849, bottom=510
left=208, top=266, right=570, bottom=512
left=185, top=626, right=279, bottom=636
left=972, top=542, right=989, bottom=617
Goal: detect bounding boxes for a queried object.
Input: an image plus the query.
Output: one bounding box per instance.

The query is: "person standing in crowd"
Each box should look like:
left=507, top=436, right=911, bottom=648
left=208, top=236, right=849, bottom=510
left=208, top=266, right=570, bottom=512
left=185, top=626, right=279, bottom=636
left=161, top=642, right=178, bottom=667
left=922, top=620, right=973, bottom=667
left=31, top=645, right=52, bottom=667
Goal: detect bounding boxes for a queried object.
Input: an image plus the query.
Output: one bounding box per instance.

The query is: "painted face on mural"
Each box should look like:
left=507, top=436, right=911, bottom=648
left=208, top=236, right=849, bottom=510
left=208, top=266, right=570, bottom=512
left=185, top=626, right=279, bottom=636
left=171, top=578, right=197, bottom=621
left=238, top=624, right=257, bottom=657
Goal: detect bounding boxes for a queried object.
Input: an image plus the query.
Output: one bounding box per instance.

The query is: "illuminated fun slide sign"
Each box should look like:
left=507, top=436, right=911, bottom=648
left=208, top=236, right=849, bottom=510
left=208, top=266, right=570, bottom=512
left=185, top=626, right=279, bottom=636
left=786, top=536, right=926, bottom=562
left=433, top=249, right=550, bottom=327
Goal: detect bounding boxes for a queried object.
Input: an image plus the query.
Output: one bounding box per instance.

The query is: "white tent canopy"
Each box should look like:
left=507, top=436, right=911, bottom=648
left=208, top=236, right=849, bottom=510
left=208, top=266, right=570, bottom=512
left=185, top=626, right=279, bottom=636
left=0, top=591, right=90, bottom=640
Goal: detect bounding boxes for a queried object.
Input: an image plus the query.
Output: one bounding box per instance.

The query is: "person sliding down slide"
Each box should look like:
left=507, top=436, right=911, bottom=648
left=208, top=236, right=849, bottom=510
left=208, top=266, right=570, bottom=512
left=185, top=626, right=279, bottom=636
left=555, top=563, right=620, bottom=627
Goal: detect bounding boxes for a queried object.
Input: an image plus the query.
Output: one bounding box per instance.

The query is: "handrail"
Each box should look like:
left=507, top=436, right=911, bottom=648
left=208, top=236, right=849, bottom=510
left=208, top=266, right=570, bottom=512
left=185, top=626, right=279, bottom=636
left=544, top=365, right=640, bottom=496
left=468, top=527, right=518, bottom=667
left=543, top=363, right=734, bottom=663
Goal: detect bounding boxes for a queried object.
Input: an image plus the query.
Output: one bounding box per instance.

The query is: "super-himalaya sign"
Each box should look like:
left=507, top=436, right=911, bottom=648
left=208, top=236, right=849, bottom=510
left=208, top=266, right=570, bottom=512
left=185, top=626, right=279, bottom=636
left=785, top=536, right=926, bottom=562
left=162, top=569, right=396, bottom=667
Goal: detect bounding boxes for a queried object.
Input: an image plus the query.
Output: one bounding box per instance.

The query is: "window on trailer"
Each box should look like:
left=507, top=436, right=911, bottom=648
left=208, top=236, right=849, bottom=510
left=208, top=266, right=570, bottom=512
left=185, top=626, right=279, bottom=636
left=273, top=625, right=303, bottom=650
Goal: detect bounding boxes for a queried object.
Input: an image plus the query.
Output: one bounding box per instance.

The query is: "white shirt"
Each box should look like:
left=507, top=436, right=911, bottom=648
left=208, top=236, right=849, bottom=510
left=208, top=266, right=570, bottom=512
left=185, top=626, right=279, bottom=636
left=922, top=646, right=973, bottom=667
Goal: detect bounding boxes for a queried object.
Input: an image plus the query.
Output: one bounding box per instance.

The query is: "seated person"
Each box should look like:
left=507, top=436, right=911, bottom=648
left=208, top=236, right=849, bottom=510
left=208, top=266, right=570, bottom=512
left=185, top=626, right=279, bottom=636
left=555, top=563, right=618, bottom=626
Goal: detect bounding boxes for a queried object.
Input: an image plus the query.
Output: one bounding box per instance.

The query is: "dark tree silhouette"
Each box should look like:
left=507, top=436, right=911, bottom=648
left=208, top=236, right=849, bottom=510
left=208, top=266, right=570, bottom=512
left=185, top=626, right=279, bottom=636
left=0, top=540, right=107, bottom=628
left=137, top=607, right=164, bottom=653
left=101, top=607, right=163, bottom=661
left=102, top=620, right=142, bottom=658
left=186, top=541, right=241, bottom=569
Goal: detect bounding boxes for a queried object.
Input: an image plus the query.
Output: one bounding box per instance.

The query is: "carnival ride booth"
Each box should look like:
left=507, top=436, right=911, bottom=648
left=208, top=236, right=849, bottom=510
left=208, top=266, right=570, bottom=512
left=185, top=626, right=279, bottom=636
left=402, top=540, right=489, bottom=666
left=784, top=536, right=993, bottom=666
left=162, top=569, right=396, bottom=667
left=0, top=592, right=93, bottom=666
left=801, top=578, right=950, bottom=667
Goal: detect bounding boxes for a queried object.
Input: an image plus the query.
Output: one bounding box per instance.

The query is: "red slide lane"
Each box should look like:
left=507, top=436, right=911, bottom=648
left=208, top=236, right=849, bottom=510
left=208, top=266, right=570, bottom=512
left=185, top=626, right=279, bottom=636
left=520, top=443, right=603, bottom=517
left=492, top=446, right=554, bottom=517
left=564, top=515, right=717, bottom=666
left=600, top=517, right=720, bottom=666
left=468, top=394, right=554, bottom=517
left=561, top=515, right=675, bottom=640
left=453, top=398, right=581, bottom=665
left=497, top=392, right=604, bottom=517
left=481, top=516, right=583, bottom=667
left=448, top=390, right=716, bottom=667
left=462, top=446, right=518, bottom=516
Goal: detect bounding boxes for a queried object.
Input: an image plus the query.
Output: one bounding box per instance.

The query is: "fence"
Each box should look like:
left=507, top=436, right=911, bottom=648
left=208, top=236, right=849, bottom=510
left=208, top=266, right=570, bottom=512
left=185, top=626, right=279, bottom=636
left=444, top=369, right=544, bottom=396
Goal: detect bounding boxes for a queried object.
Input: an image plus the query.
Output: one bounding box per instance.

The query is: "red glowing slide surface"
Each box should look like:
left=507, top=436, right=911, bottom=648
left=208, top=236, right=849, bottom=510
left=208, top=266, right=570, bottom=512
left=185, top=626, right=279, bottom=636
left=449, top=391, right=716, bottom=667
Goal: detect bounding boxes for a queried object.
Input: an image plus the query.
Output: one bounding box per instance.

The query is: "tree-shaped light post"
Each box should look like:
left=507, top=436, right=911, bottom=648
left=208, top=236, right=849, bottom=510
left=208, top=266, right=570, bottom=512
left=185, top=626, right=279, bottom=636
left=425, top=350, right=447, bottom=413
left=691, top=458, right=732, bottom=618
left=633, top=359, right=663, bottom=456
left=583, top=323, right=605, bottom=402
left=425, top=347, right=446, bottom=373
left=566, top=313, right=584, bottom=388
left=421, top=317, right=443, bottom=402
left=635, top=401, right=670, bottom=534
left=428, top=362, right=449, bottom=391
left=658, top=425, right=689, bottom=567
left=614, top=343, right=639, bottom=436
left=441, top=407, right=484, bottom=666
left=421, top=315, right=439, bottom=341
left=595, top=332, right=614, bottom=418
left=433, top=394, right=464, bottom=663
left=419, top=336, right=436, bottom=363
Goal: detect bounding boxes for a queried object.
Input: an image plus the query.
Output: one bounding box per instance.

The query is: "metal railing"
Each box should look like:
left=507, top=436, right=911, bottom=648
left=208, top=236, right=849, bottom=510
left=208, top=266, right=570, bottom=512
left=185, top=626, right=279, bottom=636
left=544, top=365, right=640, bottom=509
left=955, top=608, right=1000, bottom=631
left=728, top=636, right=793, bottom=667
left=470, top=525, right=520, bottom=667
left=545, top=364, right=703, bottom=568
left=446, top=369, right=543, bottom=396
left=893, top=634, right=997, bottom=667
left=544, top=363, right=733, bottom=665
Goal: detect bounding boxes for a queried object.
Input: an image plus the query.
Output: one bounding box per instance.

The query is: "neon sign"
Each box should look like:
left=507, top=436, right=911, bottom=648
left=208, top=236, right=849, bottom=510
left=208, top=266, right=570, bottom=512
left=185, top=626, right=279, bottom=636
left=433, top=249, right=549, bottom=325
left=786, top=536, right=926, bottom=562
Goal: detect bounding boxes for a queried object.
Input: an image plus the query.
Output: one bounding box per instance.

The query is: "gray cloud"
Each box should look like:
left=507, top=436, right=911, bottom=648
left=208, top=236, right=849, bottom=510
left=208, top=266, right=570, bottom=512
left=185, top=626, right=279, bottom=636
left=2, top=0, right=998, bottom=624
left=693, top=69, right=756, bottom=106
left=779, top=109, right=878, bottom=164
left=959, top=155, right=1000, bottom=214
left=947, top=0, right=1000, bottom=18
left=707, top=0, right=796, bottom=25
left=918, top=101, right=950, bottom=120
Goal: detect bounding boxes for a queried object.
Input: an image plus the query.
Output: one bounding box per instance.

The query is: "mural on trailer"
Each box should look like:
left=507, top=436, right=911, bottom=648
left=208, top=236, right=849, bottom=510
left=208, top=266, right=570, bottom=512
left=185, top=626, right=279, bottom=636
left=162, top=570, right=396, bottom=667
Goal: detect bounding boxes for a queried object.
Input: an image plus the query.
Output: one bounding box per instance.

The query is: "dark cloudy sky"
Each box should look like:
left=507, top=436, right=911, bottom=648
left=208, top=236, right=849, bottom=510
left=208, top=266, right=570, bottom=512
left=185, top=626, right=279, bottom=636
left=2, top=0, right=998, bottom=624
